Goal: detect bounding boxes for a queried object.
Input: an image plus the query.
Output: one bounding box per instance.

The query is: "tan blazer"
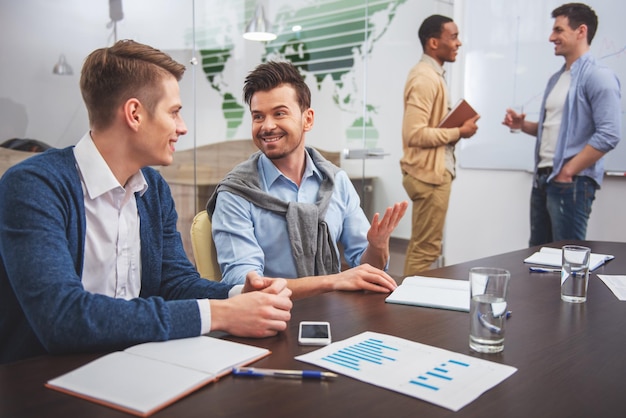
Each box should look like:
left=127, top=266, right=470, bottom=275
left=400, top=55, right=460, bottom=185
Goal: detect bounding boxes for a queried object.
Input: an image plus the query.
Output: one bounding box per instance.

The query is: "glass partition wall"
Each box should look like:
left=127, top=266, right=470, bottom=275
left=0, top=0, right=452, bottom=269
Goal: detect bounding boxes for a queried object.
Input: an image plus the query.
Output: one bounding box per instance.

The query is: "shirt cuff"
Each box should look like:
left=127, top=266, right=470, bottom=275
left=198, top=285, right=244, bottom=335
left=197, top=299, right=212, bottom=335
left=229, top=284, right=244, bottom=297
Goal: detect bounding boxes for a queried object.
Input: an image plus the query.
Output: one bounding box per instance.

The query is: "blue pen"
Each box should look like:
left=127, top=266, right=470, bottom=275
left=477, top=310, right=512, bottom=334
left=232, top=367, right=338, bottom=380
left=529, top=266, right=561, bottom=273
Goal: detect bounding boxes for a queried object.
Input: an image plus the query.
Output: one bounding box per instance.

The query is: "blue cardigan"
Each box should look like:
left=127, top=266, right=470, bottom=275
left=0, top=147, right=233, bottom=363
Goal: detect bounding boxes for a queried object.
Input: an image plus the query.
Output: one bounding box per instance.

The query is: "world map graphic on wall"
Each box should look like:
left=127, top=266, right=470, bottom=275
left=195, top=0, right=407, bottom=146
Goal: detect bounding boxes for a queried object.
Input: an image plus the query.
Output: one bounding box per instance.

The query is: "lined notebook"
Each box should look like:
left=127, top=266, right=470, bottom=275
left=46, top=336, right=270, bottom=417
left=385, top=276, right=470, bottom=312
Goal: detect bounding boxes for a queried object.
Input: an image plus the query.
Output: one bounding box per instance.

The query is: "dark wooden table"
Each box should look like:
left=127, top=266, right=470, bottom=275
left=2, top=240, right=625, bottom=417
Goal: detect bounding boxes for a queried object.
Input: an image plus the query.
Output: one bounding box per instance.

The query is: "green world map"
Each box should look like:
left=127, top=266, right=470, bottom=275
left=198, top=0, right=407, bottom=143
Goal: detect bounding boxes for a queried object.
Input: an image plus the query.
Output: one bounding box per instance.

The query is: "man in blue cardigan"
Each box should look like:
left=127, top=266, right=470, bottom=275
left=0, top=40, right=292, bottom=364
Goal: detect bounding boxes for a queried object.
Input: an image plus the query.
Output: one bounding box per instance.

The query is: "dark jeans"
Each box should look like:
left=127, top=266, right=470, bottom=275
left=529, top=174, right=597, bottom=247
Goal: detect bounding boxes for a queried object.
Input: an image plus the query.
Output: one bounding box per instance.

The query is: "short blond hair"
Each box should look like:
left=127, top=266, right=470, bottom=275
left=80, top=40, right=186, bottom=130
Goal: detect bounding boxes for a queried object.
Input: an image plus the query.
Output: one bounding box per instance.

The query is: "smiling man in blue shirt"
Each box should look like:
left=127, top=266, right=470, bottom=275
left=208, top=61, right=408, bottom=299
left=503, top=2, right=621, bottom=246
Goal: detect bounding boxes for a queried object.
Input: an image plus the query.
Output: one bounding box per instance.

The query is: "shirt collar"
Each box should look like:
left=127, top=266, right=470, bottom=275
left=258, top=149, right=323, bottom=188
left=74, top=132, right=148, bottom=199
left=420, top=54, right=446, bottom=78
left=568, top=51, right=592, bottom=75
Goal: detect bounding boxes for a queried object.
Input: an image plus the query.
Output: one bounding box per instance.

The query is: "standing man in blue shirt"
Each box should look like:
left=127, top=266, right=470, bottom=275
left=208, top=61, right=408, bottom=299
left=503, top=3, right=621, bottom=246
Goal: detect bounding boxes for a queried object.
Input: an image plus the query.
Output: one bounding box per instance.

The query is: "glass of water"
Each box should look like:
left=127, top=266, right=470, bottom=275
left=561, top=245, right=591, bottom=303
left=508, top=105, right=524, bottom=133
left=469, top=267, right=511, bottom=353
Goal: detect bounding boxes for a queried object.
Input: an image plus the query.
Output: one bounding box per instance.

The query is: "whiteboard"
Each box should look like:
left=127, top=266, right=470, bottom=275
left=456, top=0, right=625, bottom=174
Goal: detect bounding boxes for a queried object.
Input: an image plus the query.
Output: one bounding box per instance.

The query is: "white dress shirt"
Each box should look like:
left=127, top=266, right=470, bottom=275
left=73, top=133, right=214, bottom=333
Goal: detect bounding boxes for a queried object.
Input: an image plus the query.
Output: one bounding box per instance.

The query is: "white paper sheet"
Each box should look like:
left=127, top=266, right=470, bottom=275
left=296, top=331, right=517, bottom=412
left=597, top=275, right=626, bottom=300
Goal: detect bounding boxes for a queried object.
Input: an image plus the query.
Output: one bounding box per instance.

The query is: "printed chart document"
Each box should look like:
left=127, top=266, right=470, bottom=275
left=385, top=276, right=469, bottom=312
left=46, top=336, right=270, bottom=417
left=597, top=275, right=626, bottom=300
left=437, top=99, right=478, bottom=129
left=296, top=331, right=516, bottom=412
left=524, top=247, right=614, bottom=271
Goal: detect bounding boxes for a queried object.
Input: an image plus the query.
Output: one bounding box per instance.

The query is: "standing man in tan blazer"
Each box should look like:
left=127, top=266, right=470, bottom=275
left=401, top=14, right=479, bottom=275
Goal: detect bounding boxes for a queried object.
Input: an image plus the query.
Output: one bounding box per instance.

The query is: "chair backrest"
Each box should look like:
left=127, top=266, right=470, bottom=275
left=190, top=210, right=221, bottom=281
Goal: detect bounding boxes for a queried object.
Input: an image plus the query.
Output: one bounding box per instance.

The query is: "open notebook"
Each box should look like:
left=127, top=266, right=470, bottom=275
left=385, top=276, right=470, bottom=312
left=46, top=336, right=270, bottom=417
left=524, top=247, right=614, bottom=271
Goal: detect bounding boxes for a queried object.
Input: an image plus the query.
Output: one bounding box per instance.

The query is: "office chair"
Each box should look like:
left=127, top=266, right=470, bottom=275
left=190, top=210, right=221, bottom=281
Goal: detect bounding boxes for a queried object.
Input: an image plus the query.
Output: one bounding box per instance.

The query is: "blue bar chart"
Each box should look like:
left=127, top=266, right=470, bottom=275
left=321, top=337, right=398, bottom=371
left=296, top=331, right=516, bottom=412
left=410, top=359, right=469, bottom=391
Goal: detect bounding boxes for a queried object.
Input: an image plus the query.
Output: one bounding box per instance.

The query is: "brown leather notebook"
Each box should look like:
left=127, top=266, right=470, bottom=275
left=438, top=99, right=478, bottom=128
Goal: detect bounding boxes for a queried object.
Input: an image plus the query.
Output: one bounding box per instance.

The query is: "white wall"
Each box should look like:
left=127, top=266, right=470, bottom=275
left=1, top=0, right=624, bottom=267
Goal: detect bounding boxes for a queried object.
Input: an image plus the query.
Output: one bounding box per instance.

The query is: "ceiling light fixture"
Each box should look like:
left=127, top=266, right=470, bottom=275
left=107, top=0, right=124, bottom=43
left=243, top=4, right=277, bottom=42
left=52, top=54, right=73, bottom=76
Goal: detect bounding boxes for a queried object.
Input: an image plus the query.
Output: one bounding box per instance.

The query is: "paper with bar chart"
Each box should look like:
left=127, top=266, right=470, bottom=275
left=296, top=331, right=517, bottom=411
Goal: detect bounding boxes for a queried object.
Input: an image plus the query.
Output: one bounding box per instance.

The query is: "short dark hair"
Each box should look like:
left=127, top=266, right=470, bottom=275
left=418, top=14, right=454, bottom=50
left=552, top=3, right=598, bottom=44
left=243, top=61, right=311, bottom=112
left=80, top=39, right=186, bottom=130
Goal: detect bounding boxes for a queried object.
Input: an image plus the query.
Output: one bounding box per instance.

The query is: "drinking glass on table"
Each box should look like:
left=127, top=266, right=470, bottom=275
left=561, top=245, right=591, bottom=303
left=469, top=267, right=511, bottom=353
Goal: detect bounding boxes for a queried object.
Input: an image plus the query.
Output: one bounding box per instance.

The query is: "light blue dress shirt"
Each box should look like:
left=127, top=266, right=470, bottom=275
left=536, top=52, right=621, bottom=187
left=212, top=151, right=371, bottom=285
